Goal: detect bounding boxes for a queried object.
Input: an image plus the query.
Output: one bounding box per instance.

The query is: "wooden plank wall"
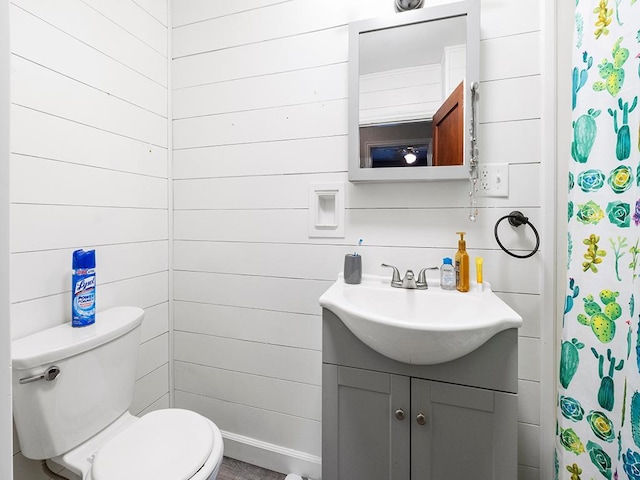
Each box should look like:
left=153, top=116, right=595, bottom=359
left=9, top=1, right=169, bottom=478
left=172, top=1, right=546, bottom=479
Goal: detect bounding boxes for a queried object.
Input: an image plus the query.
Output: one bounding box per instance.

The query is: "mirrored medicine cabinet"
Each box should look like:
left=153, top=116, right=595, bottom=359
left=348, top=0, right=480, bottom=182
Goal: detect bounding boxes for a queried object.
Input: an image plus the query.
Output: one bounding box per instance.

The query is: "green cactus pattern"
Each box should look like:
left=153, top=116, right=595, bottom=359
left=561, top=338, right=585, bottom=388
left=572, top=109, right=601, bottom=163
left=591, top=347, right=624, bottom=411
left=630, top=239, right=640, bottom=281
left=628, top=320, right=633, bottom=359
left=558, top=1, right=638, bottom=478
left=573, top=52, right=594, bottom=109
left=623, top=378, right=629, bottom=425
left=568, top=232, right=573, bottom=270
left=632, top=392, right=640, bottom=448
left=577, top=290, right=621, bottom=342
left=576, top=12, right=585, bottom=49
left=565, top=278, right=581, bottom=314
left=593, top=37, right=629, bottom=95
left=607, top=96, right=637, bottom=160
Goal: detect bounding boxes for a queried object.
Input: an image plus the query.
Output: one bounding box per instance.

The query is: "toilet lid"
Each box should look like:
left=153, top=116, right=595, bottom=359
left=92, top=409, right=214, bottom=480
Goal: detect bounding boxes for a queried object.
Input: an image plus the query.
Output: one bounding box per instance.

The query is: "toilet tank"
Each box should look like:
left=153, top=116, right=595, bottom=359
left=12, top=306, right=144, bottom=460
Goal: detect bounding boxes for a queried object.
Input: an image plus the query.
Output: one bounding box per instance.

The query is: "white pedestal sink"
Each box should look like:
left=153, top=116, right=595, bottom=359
left=319, top=274, right=522, bottom=365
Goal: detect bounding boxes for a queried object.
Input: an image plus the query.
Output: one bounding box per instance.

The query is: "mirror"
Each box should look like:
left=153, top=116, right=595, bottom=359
left=348, top=0, right=479, bottom=182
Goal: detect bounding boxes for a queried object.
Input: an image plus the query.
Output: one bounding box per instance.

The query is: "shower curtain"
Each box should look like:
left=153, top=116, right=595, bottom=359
left=557, top=1, right=640, bottom=479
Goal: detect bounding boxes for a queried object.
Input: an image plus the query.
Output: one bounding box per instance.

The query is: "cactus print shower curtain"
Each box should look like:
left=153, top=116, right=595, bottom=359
left=557, top=1, right=640, bottom=479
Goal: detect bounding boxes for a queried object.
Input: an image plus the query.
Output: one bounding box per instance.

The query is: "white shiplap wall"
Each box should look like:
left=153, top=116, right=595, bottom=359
left=9, top=1, right=169, bottom=478
left=172, top=0, right=548, bottom=479
left=0, top=1, right=11, bottom=478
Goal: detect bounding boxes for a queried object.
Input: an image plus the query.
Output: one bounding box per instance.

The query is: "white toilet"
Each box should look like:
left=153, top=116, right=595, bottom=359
left=11, top=306, right=224, bottom=480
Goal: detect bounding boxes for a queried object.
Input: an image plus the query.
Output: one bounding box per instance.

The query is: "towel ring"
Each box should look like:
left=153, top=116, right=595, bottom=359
left=494, top=211, right=540, bottom=259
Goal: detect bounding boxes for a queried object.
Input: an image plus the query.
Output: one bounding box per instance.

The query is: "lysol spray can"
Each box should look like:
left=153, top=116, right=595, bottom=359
left=72, top=249, right=96, bottom=327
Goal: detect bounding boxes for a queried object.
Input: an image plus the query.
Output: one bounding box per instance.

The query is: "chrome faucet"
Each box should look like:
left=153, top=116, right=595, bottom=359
left=381, top=264, right=439, bottom=289
left=416, top=266, right=439, bottom=288
left=402, top=269, right=417, bottom=289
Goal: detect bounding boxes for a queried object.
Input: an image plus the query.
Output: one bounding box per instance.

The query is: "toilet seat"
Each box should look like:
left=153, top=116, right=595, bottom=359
left=92, top=409, right=214, bottom=480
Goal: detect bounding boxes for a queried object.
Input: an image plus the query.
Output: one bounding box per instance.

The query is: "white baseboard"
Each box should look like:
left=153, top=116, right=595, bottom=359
left=221, top=430, right=321, bottom=480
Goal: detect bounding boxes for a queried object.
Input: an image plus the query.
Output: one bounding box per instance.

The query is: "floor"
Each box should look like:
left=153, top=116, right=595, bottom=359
left=217, top=457, right=287, bottom=480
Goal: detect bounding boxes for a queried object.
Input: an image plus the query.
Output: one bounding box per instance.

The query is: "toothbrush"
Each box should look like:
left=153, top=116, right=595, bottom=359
left=354, top=238, right=364, bottom=256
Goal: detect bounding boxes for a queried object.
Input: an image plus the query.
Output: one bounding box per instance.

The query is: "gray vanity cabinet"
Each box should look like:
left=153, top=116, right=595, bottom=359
left=410, top=379, right=517, bottom=479
left=322, top=309, right=518, bottom=480
left=323, top=365, right=410, bottom=479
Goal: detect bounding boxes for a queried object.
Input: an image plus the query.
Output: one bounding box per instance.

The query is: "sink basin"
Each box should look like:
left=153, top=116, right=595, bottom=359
left=319, top=274, right=522, bottom=365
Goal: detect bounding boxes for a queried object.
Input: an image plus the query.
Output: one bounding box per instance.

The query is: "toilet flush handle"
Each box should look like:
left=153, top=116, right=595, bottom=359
left=19, top=365, right=61, bottom=384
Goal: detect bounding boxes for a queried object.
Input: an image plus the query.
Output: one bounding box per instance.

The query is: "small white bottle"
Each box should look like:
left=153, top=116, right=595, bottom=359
left=440, top=257, right=456, bottom=290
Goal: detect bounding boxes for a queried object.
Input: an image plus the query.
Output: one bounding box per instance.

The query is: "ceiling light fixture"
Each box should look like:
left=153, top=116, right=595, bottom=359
left=402, top=147, right=418, bottom=164
left=395, top=0, right=425, bottom=12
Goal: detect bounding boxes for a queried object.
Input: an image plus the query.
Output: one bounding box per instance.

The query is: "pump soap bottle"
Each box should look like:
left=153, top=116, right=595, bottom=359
left=455, top=231, right=469, bottom=292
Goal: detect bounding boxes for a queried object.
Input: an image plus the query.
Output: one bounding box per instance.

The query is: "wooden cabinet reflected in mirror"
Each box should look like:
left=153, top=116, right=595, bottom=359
left=432, top=81, right=463, bottom=166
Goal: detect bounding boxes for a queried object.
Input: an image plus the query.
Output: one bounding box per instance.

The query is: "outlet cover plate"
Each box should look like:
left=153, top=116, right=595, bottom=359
left=477, top=163, right=509, bottom=197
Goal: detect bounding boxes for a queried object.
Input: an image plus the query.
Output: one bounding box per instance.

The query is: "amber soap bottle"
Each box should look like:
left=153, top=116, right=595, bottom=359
left=455, top=231, right=469, bottom=292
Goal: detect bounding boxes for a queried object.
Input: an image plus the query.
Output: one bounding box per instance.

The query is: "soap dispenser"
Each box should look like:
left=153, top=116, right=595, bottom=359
left=455, top=232, right=469, bottom=292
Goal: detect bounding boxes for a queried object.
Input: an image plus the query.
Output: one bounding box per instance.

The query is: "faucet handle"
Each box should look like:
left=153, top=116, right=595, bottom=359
left=416, top=267, right=439, bottom=289
left=381, top=263, right=402, bottom=287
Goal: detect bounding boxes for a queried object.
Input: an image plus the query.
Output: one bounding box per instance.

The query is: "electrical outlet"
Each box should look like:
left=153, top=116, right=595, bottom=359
left=477, top=163, right=509, bottom=197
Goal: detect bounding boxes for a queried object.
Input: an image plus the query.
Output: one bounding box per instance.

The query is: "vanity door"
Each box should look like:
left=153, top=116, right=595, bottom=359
left=323, top=364, right=410, bottom=480
left=410, top=379, right=518, bottom=480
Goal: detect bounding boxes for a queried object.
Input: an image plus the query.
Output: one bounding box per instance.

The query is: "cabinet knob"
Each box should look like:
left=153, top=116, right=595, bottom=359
left=394, top=409, right=406, bottom=421
left=416, top=412, right=427, bottom=426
